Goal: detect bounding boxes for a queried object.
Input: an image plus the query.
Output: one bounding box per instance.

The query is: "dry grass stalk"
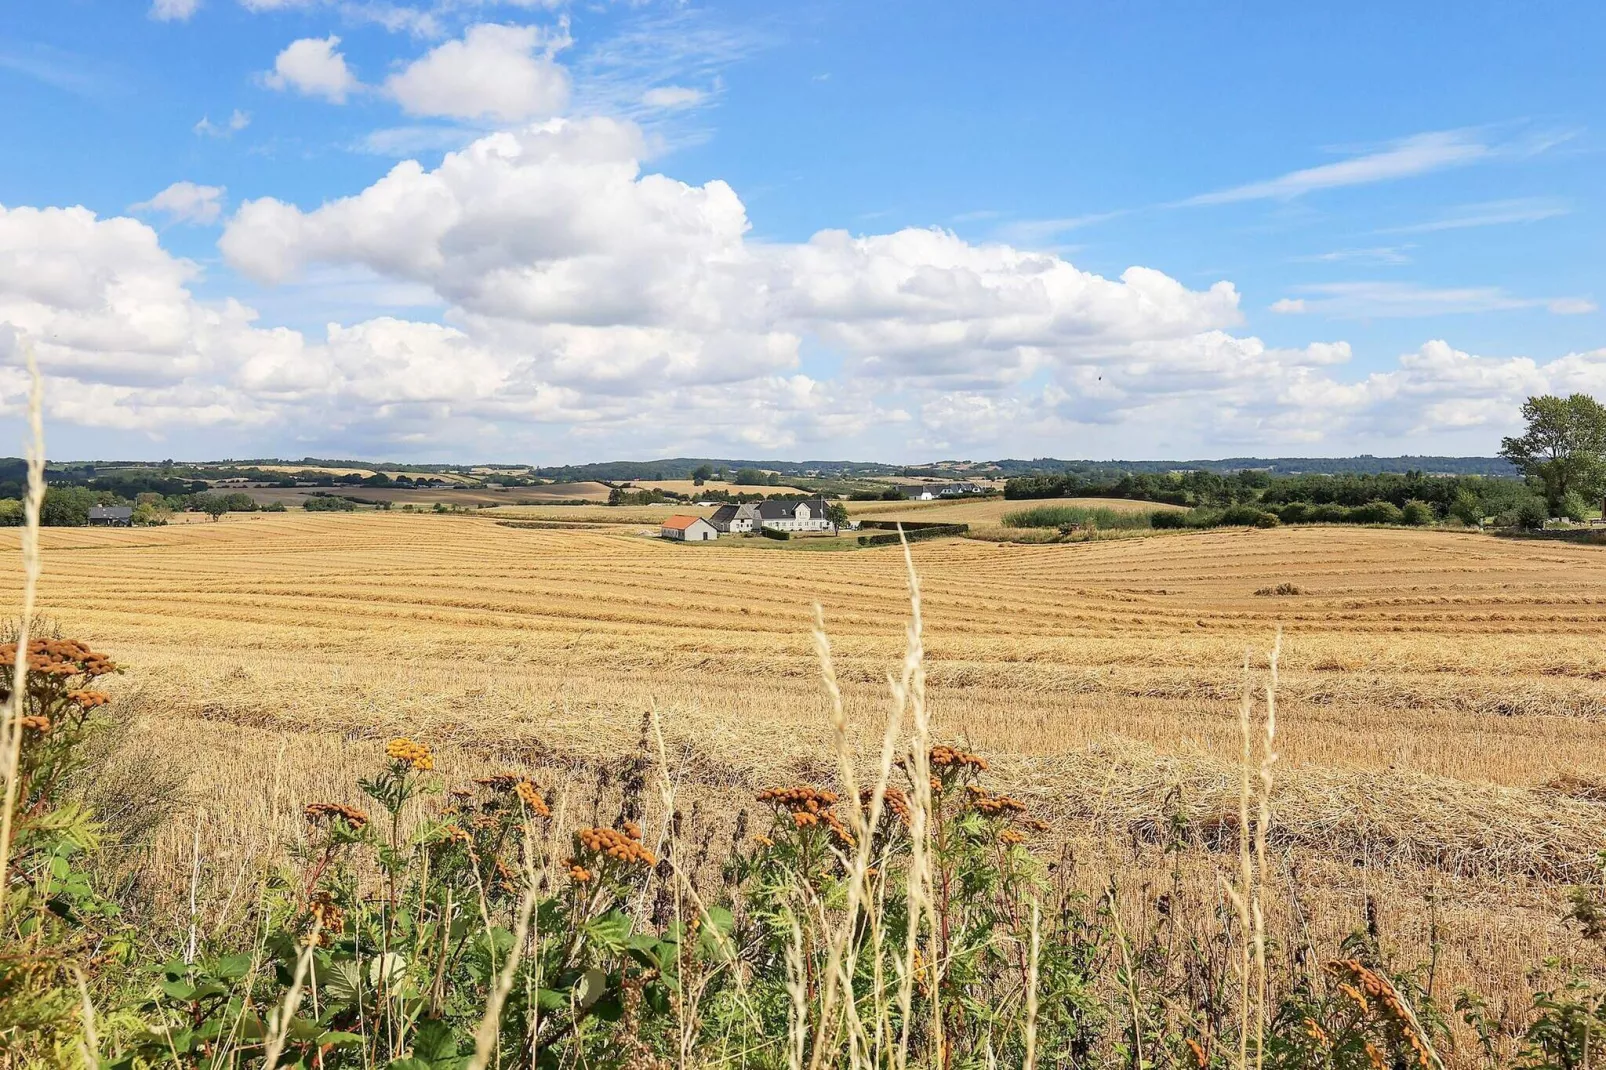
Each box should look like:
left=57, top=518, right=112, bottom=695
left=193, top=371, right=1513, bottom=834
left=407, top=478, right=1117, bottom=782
left=891, top=530, right=940, bottom=1070
left=1254, top=629, right=1280, bottom=1070
left=466, top=819, right=541, bottom=1070
left=1223, top=631, right=1280, bottom=1070
left=261, top=921, right=319, bottom=1068
left=0, top=340, right=45, bottom=911
left=808, top=599, right=910, bottom=1070
left=1024, top=897, right=1039, bottom=1070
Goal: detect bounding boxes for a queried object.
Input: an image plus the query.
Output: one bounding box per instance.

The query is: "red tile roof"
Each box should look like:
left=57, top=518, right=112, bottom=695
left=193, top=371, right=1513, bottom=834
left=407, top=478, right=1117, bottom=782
left=661, top=514, right=704, bottom=531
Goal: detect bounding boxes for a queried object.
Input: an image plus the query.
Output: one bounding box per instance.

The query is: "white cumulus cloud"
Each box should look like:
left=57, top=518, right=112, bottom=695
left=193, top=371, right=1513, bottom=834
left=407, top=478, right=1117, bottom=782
left=5, top=110, right=1597, bottom=459
left=130, top=181, right=227, bottom=225
left=641, top=85, right=705, bottom=109
left=194, top=110, right=251, bottom=137
left=384, top=23, right=570, bottom=122
left=264, top=36, right=359, bottom=103
left=150, top=0, right=200, bottom=21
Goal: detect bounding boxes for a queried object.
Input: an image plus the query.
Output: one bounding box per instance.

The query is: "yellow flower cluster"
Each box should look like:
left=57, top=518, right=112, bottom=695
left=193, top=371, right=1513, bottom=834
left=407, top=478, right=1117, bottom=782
left=385, top=737, right=434, bottom=771
left=66, top=690, right=110, bottom=709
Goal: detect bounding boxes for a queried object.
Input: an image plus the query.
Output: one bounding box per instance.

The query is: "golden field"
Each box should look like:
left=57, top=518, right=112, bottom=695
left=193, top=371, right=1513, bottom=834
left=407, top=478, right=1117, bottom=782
left=12, top=511, right=1606, bottom=1035
left=845, top=493, right=1187, bottom=524
left=488, top=492, right=1180, bottom=528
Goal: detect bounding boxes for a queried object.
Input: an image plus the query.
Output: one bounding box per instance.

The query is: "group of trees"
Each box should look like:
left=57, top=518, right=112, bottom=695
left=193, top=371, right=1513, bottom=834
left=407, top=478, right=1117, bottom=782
left=1000, top=393, right=1606, bottom=530
left=1498, top=393, right=1606, bottom=519
left=0, top=487, right=287, bottom=527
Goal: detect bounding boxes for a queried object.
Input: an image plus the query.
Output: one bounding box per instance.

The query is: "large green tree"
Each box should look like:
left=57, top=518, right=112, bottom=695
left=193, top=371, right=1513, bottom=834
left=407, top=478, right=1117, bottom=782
left=1499, top=393, right=1606, bottom=512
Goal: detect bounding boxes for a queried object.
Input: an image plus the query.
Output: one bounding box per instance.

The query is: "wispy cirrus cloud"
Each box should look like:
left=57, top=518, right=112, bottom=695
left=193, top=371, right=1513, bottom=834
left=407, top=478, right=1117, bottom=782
left=1377, top=197, right=1571, bottom=234
left=990, top=211, right=1129, bottom=247
left=568, top=7, right=768, bottom=148
left=1270, top=281, right=1596, bottom=318
left=0, top=43, right=107, bottom=97
left=1183, top=130, right=1491, bottom=206
left=1179, top=125, right=1572, bottom=207
left=1292, top=246, right=1414, bottom=266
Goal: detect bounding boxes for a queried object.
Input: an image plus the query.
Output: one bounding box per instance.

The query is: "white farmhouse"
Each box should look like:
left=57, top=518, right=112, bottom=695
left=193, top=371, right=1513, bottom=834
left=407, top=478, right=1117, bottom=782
left=660, top=515, right=719, bottom=541
left=755, top=499, right=836, bottom=533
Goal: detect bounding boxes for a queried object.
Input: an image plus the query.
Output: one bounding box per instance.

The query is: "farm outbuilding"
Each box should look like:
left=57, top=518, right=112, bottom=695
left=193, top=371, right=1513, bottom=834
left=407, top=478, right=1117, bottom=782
left=88, top=506, right=133, bottom=527
left=660, top=515, right=719, bottom=541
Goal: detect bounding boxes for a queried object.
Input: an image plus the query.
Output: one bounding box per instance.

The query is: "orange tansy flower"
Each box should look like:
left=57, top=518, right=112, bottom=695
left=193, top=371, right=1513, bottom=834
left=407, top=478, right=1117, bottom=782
left=860, top=786, right=912, bottom=826
left=385, top=737, right=434, bottom=771
left=759, top=785, right=854, bottom=847
left=573, top=826, right=656, bottom=867
left=514, top=780, right=550, bottom=817
left=304, top=802, right=369, bottom=829
left=929, top=745, right=987, bottom=775
left=305, top=891, right=344, bottom=946
left=967, top=785, right=1028, bottom=818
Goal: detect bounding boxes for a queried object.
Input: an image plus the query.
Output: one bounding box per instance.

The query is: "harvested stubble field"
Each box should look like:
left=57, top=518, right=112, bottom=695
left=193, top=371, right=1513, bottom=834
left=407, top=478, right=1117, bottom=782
left=849, top=494, right=1191, bottom=541
left=13, top=512, right=1606, bottom=1039
left=843, top=494, right=1183, bottom=524
left=241, top=479, right=613, bottom=509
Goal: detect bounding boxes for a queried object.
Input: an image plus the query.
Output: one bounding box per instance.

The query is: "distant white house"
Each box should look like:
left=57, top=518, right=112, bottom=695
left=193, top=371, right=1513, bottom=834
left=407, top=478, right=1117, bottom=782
left=708, top=498, right=836, bottom=534
left=708, top=501, right=761, bottom=533
left=660, top=515, right=719, bottom=541
left=755, top=499, right=836, bottom=533
left=911, top=481, right=987, bottom=501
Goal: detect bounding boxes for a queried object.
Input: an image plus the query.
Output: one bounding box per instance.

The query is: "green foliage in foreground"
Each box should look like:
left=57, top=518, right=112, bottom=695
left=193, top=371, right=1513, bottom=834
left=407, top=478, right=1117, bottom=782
left=5, top=639, right=1606, bottom=1068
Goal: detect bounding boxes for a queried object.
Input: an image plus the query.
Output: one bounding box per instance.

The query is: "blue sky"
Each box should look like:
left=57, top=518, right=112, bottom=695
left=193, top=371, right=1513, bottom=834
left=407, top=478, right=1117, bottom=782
left=0, top=0, right=1602, bottom=462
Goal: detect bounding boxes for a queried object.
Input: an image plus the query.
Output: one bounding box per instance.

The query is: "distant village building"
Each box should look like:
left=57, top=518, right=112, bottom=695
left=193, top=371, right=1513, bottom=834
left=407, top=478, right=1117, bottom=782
left=708, top=501, right=761, bottom=533
left=905, top=482, right=987, bottom=501
left=709, top=498, right=838, bottom=534
left=660, top=515, right=719, bottom=541
left=88, top=506, right=133, bottom=527
left=755, top=499, right=836, bottom=533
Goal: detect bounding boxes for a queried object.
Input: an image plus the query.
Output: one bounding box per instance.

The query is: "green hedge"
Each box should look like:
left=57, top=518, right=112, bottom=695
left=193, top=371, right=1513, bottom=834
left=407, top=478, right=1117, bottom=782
left=857, top=523, right=969, bottom=546
left=856, top=520, right=968, bottom=531
left=303, top=495, right=358, bottom=512
left=1001, top=505, right=1160, bottom=530
left=760, top=526, right=791, bottom=540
